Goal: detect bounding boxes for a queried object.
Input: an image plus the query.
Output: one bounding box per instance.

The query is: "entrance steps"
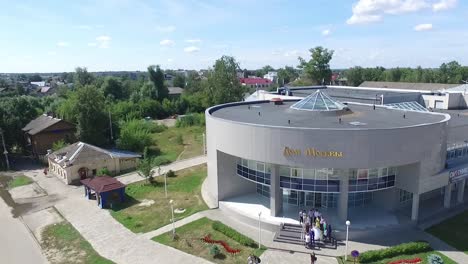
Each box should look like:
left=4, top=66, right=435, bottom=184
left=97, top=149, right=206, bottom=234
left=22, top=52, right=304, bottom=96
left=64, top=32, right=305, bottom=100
left=273, top=223, right=338, bottom=249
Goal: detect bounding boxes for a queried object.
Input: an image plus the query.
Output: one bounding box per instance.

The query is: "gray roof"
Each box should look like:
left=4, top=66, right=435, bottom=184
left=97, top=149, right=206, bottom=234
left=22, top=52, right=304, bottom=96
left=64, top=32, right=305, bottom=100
left=49, top=142, right=140, bottom=167
left=168, top=87, right=184, bottom=95
left=359, top=81, right=460, bottom=91
left=22, top=115, right=65, bottom=135
left=210, top=100, right=447, bottom=130
left=434, top=109, right=468, bottom=145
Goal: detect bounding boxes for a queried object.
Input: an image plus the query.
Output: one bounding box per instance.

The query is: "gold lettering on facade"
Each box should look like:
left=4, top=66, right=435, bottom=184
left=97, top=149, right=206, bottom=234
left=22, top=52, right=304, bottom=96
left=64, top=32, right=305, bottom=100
left=283, top=147, right=301, bottom=156
left=284, top=147, right=343, bottom=158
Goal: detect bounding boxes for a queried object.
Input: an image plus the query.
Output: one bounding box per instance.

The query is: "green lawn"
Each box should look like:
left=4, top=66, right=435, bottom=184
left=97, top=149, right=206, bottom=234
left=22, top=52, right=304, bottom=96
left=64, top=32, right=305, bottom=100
left=110, top=164, right=208, bottom=233
left=8, top=175, right=33, bottom=188
left=152, top=125, right=205, bottom=162
left=339, top=251, right=457, bottom=264
left=41, top=221, right=114, bottom=264
left=426, top=210, right=468, bottom=254
left=153, top=217, right=266, bottom=264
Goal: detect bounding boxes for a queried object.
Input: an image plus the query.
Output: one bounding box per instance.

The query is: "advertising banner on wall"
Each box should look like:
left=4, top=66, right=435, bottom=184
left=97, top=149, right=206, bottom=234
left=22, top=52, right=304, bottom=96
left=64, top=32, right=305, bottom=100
left=449, top=167, right=468, bottom=183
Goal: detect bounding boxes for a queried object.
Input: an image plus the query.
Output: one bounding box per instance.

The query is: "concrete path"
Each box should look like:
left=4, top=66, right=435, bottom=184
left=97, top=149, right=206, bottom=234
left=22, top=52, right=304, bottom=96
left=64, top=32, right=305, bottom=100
left=261, top=249, right=338, bottom=264
left=27, top=168, right=211, bottom=264
left=0, top=196, right=47, bottom=264
left=117, top=155, right=207, bottom=185
left=141, top=211, right=207, bottom=239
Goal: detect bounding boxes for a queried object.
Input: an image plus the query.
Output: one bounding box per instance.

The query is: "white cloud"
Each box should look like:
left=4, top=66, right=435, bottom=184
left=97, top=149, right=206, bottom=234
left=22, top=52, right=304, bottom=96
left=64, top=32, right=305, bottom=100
left=156, top=25, right=176, bottom=33
left=284, top=50, right=301, bottom=57
left=77, top=25, right=92, bottom=30
left=414, top=23, right=433, bottom=31
left=433, top=0, right=457, bottom=11
left=184, top=46, right=200, bottom=53
left=322, top=29, right=331, bottom=36
left=57, top=41, right=69, bottom=47
left=185, top=39, right=201, bottom=43
left=95, top=35, right=111, bottom=48
left=167, top=58, right=173, bottom=62
left=347, top=0, right=431, bottom=25
left=160, top=39, right=175, bottom=46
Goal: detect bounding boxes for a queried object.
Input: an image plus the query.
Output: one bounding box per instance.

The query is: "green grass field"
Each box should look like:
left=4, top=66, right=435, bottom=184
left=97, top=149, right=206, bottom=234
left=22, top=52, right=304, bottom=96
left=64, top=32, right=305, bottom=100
left=152, top=125, right=205, bottom=162
left=110, top=165, right=208, bottom=233
left=8, top=175, right=33, bottom=188
left=41, top=221, right=114, bottom=264
left=153, top=217, right=265, bottom=264
left=426, top=210, right=468, bottom=254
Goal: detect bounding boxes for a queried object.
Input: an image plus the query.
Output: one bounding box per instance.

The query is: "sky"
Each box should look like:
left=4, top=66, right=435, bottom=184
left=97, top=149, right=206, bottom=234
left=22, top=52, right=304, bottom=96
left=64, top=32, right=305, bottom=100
left=0, top=0, right=467, bottom=73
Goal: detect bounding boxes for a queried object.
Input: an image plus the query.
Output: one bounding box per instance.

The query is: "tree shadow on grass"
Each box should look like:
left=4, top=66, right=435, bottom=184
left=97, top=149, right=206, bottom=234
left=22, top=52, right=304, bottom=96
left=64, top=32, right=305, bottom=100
left=214, top=253, right=226, bottom=260
left=109, top=194, right=140, bottom=211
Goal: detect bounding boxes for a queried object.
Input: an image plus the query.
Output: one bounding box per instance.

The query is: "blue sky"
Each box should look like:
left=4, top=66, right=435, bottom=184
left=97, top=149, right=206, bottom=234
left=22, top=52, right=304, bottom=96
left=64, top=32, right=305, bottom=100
left=0, top=0, right=467, bottom=72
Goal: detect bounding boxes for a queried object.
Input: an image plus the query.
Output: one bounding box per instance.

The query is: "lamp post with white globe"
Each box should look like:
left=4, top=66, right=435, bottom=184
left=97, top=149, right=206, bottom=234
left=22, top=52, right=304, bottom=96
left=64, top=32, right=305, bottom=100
left=258, top=211, right=262, bottom=249
left=170, top=199, right=175, bottom=239
left=345, top=220, right=351, bottom=261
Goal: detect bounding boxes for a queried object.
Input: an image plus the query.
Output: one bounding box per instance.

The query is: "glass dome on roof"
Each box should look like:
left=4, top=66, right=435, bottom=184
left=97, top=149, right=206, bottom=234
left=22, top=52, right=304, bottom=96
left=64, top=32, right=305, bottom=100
left=290, top=90, right=346, bottom=111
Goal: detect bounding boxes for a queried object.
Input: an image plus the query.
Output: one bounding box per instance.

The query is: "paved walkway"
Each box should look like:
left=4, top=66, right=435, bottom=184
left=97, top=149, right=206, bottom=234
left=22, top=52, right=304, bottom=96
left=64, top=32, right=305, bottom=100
left=0, top=197, right=48, bottom=264
left=27, top=168, right=210, bottom=264
left=117, top=155, right=207, bottom=185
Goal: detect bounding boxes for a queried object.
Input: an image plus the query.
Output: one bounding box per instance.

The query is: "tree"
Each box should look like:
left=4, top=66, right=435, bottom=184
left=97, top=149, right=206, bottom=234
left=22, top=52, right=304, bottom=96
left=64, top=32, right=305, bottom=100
left=204, top=56, right=245, bottom=106
left=137, top=155, right=155, bottom=183
left=256, top=65, right=275, bottom=77
left=74, top=67, right=95, bottom=88
left=74, top=85, right=108, bottom=145
left=277, top=66, right=299, bottom=85
left=28, top=74, right=42, bottom=82
left=173, top=74, right=186, bottom=88
left=52, top=139, right=68, bottom=151
left=345, top=67, right=364, bottom=86
left=298, top=46, right=334, bottom=84
left=116, top=119, right=154, bottom=153
left=148, top=65, right=169, bottom=100
left=101, top=77, right=125, bottom=100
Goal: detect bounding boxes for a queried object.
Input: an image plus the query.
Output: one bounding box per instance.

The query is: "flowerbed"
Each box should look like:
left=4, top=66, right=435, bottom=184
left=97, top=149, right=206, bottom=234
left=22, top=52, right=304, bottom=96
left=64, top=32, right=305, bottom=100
left=388, top=257, right=422, bottom=264
left=201, top=234, right=241, bottom=254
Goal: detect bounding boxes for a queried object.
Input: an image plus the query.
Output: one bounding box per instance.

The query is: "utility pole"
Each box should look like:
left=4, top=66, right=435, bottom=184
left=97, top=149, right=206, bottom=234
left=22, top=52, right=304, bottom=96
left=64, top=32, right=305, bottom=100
left=202, top=133, right=206, bottom=155
left=0, top=128, right=10, bottom=170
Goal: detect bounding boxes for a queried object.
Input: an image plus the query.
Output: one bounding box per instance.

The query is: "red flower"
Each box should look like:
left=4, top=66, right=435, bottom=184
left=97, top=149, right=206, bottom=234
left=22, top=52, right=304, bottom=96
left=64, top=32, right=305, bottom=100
left=200, top=235, right=241, bottom=254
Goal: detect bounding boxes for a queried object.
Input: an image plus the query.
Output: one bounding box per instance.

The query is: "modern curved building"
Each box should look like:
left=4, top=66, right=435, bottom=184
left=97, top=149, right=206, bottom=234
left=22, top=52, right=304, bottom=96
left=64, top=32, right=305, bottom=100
left=204, top=90, right=467, bottom=225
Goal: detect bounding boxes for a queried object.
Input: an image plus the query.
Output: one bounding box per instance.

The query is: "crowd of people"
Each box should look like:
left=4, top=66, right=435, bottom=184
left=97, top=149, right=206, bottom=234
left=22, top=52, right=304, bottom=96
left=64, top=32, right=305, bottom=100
left=299, top=209, right=333, bottom=249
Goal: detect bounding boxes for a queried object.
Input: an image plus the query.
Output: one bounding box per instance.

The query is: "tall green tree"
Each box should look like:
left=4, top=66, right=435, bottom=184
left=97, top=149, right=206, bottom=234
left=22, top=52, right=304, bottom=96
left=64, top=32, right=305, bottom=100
left=74, top=67, right=95, bottom=88
left=172, top=74, right=186, bottom=88
left=298, top=46, right=334, bottom=84
left=204, top=56, right=245, bottom=106
left=74, top=85, right=108, bottom=146
left=277, top=66, right=299, bottom=85
left=147, top=65, right=169, bottom=100
left=101, top=77, right=125, bottom=100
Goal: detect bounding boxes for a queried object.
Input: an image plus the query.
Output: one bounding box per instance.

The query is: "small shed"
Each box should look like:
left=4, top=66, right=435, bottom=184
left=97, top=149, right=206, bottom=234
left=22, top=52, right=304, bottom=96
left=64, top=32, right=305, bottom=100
left=81, top=176, right=126, bottom=209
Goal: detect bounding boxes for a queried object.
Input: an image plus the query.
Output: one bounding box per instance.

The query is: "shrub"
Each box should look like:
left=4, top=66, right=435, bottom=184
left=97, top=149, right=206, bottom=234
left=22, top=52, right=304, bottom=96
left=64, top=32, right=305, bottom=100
left=97, top=168, right=111, bottom=176
left=175, top=113, right=205, bottom=127
left=117, top=119, right=156, bottom=153
left=166, top=170, right=176, bottom=178
left=153, top=156, right=171, bottom=166
left=211, top=221, right=257, bottom=248
left=209, top=245, right=220, bottom=258
left=428, top=254, right=444, bottom=264
left=359, top=242, right=431, bottom=263
left=52, top=139, right=69, bottom=151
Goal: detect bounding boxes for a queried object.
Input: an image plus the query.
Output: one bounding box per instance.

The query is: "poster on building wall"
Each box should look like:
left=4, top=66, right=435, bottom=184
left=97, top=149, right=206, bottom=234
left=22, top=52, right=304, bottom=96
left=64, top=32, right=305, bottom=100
left=449, top=167, right=468, bottom=183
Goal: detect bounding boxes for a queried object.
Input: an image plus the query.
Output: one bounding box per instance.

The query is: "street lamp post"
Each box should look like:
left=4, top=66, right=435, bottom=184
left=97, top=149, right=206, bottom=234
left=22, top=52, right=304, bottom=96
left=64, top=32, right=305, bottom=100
left=170, top=199, right=175, bottom=239
left=0, top=129, right=9, bottom=171
left=258, top=212, right=262, bottom=249
left=345, top=220, right=351, bottom=261
left=164, top=172, right=168, bottom=198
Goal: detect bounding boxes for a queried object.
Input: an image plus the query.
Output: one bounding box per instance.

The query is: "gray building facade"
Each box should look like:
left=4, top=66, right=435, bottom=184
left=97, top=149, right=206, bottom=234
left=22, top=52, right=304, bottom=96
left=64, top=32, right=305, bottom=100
left=205, top=91, right=466, bottom=224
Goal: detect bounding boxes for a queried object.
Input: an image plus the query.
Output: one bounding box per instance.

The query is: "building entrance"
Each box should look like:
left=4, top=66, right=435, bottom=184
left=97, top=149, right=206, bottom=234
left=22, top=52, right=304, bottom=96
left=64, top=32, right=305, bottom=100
left=283, top=189, right=338, bottom=208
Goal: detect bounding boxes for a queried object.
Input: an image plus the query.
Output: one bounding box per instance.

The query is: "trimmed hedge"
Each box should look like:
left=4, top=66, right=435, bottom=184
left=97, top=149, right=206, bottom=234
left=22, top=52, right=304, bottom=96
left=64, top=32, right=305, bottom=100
left=211, top=221, right=257, bottom=248
left=359, top=241, right=432, bottom=263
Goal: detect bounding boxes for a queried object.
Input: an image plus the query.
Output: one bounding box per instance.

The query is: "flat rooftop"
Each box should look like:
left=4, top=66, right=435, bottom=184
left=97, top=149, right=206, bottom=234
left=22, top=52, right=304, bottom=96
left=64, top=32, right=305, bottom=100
left=210, top=100, right=447, bottom=129
left=434, top=109, right=468, bottom=145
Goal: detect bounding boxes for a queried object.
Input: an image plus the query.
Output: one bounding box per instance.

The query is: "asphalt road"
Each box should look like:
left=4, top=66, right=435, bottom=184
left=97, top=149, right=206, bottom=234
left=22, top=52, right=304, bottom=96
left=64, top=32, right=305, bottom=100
left=0, top=198, right=47, bottom=264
